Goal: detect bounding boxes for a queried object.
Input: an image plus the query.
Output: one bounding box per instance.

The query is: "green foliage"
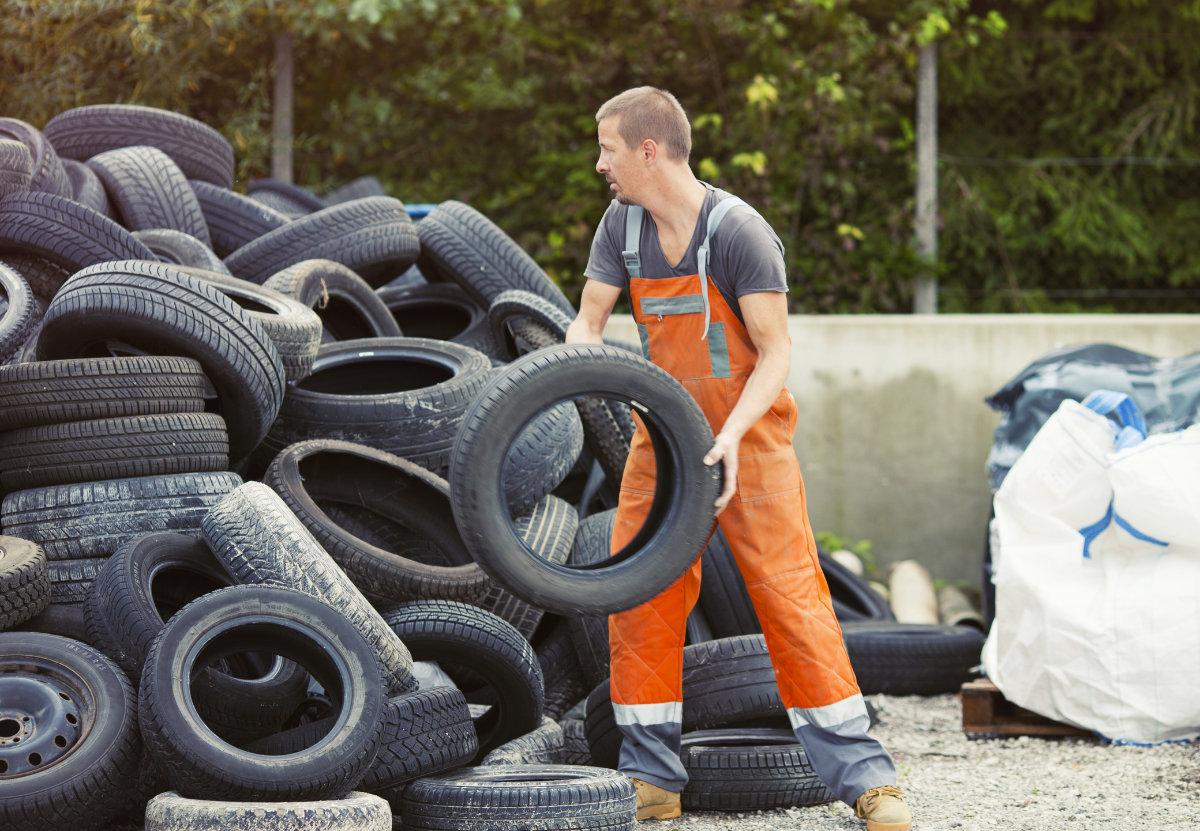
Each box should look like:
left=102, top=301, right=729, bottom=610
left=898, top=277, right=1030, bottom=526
left=938, top=1, right=1200, bottom=312
left=5, top=0, right=1196, bottom=312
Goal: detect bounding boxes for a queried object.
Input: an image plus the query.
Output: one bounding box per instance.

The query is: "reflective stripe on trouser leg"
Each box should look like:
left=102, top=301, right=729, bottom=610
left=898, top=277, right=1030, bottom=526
left=723, top=464, right=898, bottom=806
left=790, top=697, right=898, bottom=807
left=612, top=702, right=686, bottom=792
left=608, top=436, right=700, bottom=793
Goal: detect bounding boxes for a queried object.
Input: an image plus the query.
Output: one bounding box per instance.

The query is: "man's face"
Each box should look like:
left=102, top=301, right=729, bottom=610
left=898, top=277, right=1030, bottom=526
left=596, top=116, right=642, bottom=205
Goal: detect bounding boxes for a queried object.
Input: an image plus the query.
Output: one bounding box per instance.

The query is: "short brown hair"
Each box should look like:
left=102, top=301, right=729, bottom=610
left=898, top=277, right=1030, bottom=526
left=596, top=87, right=691, bottom=162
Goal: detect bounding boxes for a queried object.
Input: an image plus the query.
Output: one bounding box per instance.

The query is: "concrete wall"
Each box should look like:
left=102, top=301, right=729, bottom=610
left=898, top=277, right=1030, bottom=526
left=602, top=314, right=1200, bottom=591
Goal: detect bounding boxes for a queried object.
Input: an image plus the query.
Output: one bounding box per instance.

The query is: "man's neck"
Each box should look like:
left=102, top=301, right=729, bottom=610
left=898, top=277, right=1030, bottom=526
left=641, top=174, right=707, bottom=239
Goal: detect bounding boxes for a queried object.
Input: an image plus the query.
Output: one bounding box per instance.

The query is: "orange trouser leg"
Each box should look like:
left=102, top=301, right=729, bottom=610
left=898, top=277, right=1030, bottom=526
left=607, top=440, right=700, bottom=792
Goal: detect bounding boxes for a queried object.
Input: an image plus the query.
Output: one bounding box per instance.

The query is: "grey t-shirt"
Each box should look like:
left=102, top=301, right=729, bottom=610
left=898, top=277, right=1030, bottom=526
left=583, top=184, right=787, bottom=324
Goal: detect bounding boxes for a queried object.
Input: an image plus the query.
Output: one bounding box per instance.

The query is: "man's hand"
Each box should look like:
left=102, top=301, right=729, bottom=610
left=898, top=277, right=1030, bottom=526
left=703, top=434, right=739, bottom=513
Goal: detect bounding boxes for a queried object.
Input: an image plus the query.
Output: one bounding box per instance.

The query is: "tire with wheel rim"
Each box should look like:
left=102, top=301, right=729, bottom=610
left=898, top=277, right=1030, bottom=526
left=0, top=632, right=143, bottom=830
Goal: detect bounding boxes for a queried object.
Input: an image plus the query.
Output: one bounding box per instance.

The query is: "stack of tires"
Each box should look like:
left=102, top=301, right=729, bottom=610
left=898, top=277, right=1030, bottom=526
left=0, top=102, right=982, bottom=831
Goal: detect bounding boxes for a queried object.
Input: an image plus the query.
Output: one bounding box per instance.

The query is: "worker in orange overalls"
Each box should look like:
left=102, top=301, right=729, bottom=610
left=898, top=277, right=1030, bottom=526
left=566, top=87, right=911, bottom=831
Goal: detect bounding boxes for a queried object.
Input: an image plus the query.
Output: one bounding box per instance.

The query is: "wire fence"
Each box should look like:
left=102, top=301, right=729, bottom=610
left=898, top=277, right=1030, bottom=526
left=936, top=30, right=1200, bottom=313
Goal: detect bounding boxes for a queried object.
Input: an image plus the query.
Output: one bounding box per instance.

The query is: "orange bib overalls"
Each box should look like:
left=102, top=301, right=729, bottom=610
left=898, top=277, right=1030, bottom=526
left=607, top=197, right=896, bottom=806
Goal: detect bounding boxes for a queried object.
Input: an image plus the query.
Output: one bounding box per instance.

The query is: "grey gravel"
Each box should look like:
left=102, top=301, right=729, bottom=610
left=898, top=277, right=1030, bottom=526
left=660, top=693, right=1200, bottom=830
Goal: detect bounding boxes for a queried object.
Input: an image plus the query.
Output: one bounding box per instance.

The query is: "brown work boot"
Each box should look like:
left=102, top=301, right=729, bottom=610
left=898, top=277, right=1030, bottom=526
left=854, top=785, right=912, bottom=831
left=630, top=778, right=681, bottom=821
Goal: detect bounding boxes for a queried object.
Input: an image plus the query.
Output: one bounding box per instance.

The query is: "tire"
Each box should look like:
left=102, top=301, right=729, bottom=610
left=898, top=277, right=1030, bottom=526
left=45, top=557, right=105, bottom=605
left=144, top=790, right=392, bottom=831
left=496, top=311, right=634, bottom=492
left=400, top=765, right=635, bottom=831
left=174, top=266, right=324, bottom=382
left=0, top=117, right=72, bottom=197
left=262, top=258, right=402, bottom=341
left=188, top=179, right=291, bottom=257
left=243, top=685, right=479, bottom=798
left=535, top=619, right=590, bottom=722
left=138, top=584, right=387, bottom=800
left=584, top=635, right=793, bottom=768
left=820, top=549, right=896, bottom=622
left=0, top=191, right=156, bottom=273
left=33, top=260, right=286, bottom=459
left=86, top=145, right=211, bottom=244
left=0, top=261, right=37, bottom=364
left=478, top=495, right=578, bottom=642
left=0, top=535, right=50, bottom=630
left=0, top=252, right=72, bottom=304
left=482, top=715, right=564, bottom=765
left=679, top=728, right=834, bottom=810
left=0, top=632, right=142, bottom=831
left=0, top=470, right=243, bottom=560
left=416, top=200, right=574, bottom=315
left=223, top=196, right=419, bottom=287
left=449, top=344, right=721, bottom=615
left=0, top=355, right=209, bottom=430
left=61, top=157, right=111, bottom=217
left=260, top=337, right=493, bottom=474
left=262, top=438, right=491, bottom=604
left=246, top=177, right=327, bottom=215
left=0, top=138, right=33, bottom=199
left=376, top=282, right=501, bottom=357
left=44, top=104, right=236, bottom=189
left=0, top=412, right=230, bottom=491
left=81, top=532, right=232, bottom=676
left=840, top=620, right=985, bottom=695
left=200, top=481, right=417, bottom=695
left=380, top=599, right=545, bottom=761
left=565, top=508, right=614, bottom=687
left=133, top=228, right=230, bottom=273
left=323, top=175, right=388, bottom=204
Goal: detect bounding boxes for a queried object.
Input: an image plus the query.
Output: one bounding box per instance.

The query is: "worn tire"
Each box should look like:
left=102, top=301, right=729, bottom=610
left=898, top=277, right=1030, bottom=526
left=380, top=599, right=545, bottom=761
left=188, top=179, right=291, bottom=257
left=223, top=196, right=418, bottom=287
left=200, top=481, right=417, bottom=695
left=449, top=344, right=721, bottom=615
left=0, top=355, right=209, bottom=430
left=679, top=728, right=834, bottom=810
left=401, top=765, right=635, bottom=831
left=263, top=438, right=490, bottom=604
left=0, top=412, right=230, bottom=491
left=138, top=584, right=387, bottom=800
left=376, top=281, right=500, bottom=356
left=0, top=470, right=243, bottom=560
left=33, top=260, right=285, bottom=459
left=416, top=200, right=573, bottom=314
left=0, top=261, right=37, bottom=365
left=0, top=191, right=156, bottom=273
left=86, top=145, right=210, bottom=244
left=0, top=535, right=50, bottom=630
left=262, top=258, right=402, bottom=341
left=144, top=790, right=392, bottom=831
left=44, top=104, right=236, bottom=189
left=840, top=620, right=985, bottom=695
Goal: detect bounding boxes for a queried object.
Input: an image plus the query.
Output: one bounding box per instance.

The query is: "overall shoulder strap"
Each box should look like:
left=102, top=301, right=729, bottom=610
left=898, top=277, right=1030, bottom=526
left=622, top=205, right=645, bottom=280
left=695, top=196, right=748, bottom=339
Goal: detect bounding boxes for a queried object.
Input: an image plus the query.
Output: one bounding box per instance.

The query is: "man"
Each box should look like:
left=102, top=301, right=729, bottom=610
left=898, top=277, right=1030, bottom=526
left=565, top=87, right=912, bottom=831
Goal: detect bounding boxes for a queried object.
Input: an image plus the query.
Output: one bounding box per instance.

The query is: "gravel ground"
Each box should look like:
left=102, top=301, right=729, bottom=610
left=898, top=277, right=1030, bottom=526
left=660, top=693, right=1200, bottom=831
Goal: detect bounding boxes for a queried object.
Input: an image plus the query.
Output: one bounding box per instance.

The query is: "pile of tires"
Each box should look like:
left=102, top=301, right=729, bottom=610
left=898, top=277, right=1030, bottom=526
left=0, top=103, right=982, bottom=830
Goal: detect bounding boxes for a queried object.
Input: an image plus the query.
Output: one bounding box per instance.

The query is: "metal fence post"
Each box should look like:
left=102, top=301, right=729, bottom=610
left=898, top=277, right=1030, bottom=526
left=271, top=32, right=294, bottom=184
left=914, top=42, right=938, bottom=314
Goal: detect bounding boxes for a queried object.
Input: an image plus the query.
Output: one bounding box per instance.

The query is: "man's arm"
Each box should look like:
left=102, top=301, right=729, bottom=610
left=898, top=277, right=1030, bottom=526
left=704, top=289, right=791, bottom=512
left=566, top=278, right=623, bottom=344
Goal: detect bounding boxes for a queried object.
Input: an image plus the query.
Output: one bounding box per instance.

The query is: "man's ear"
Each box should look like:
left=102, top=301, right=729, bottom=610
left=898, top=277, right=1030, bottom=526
left=641, top=138, right=658, bottom=166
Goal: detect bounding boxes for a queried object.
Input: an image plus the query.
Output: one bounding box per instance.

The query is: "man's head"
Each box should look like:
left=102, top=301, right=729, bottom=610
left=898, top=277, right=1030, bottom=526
left=595, top=86, right=692, bottom=163
left=595, top=87, right=691, bottom=204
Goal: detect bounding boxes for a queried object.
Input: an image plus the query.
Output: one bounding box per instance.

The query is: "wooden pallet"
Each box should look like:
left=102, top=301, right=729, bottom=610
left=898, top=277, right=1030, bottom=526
left=960, top=678, right=1094, bottom=739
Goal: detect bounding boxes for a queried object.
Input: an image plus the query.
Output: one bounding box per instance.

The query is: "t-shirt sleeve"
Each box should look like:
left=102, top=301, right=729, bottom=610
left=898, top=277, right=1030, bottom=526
left=715, top=207, right=788, bottom=296
left=583, top=200, right=628, bottom=289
